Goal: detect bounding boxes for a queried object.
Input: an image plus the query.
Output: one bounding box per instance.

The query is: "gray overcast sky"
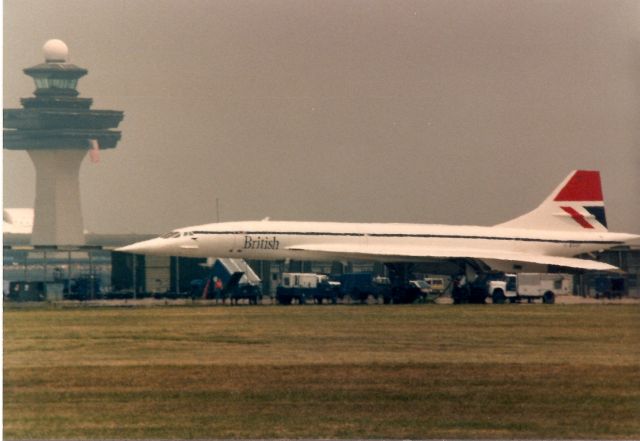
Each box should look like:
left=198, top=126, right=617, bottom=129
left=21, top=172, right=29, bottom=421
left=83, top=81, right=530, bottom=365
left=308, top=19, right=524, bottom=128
left=4, top=0, right=639, bottom=234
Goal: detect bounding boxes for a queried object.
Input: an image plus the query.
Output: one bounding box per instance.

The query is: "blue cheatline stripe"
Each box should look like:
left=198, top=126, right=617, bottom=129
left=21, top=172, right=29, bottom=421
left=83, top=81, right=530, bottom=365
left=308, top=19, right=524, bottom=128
left=191, top=230, right=622, bottom=246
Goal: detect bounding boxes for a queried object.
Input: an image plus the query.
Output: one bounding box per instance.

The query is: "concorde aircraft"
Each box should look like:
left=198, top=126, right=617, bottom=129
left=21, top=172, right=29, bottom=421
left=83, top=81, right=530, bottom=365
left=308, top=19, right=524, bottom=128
left=118, top=170, right=638, bottom=273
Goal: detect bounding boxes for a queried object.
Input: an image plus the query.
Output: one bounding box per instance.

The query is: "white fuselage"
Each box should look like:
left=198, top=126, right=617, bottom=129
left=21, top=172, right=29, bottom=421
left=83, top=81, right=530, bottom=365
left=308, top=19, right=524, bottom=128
left=120, top=220, right=632, bottom=263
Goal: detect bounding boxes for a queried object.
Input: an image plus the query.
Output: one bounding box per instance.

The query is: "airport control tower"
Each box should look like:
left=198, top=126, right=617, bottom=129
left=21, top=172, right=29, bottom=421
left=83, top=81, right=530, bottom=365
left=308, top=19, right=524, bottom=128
left=4, top=39, right=124, bottom=245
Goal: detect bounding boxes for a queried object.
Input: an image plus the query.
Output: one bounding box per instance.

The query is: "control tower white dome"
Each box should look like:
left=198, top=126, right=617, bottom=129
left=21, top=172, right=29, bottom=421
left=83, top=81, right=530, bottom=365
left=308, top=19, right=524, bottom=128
left=43, top=39, right=69, bottom=63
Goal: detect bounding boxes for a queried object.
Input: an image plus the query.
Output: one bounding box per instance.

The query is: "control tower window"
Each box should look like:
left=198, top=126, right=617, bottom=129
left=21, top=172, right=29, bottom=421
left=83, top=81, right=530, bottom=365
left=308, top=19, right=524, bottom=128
left=34, top=78, right=78, bottom=89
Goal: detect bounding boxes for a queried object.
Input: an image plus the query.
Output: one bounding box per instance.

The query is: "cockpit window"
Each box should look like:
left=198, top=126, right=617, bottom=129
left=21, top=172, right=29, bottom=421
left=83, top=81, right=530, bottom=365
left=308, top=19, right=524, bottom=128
left=160, top=232, right=181, bottom=239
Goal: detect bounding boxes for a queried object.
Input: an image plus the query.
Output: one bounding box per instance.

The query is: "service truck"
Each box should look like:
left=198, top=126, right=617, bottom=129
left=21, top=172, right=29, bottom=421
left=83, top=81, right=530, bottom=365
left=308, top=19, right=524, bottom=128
left=593, top=274, right=626, bottom=299
left=339, top=273, right=422, bottom=304
left=489, top=273, right=573, bottom=304
left=425, top=277, right=448, bottom=295
left=339, top=273, right=388, bottom=303
left=276, top=273, right=339, bottom=304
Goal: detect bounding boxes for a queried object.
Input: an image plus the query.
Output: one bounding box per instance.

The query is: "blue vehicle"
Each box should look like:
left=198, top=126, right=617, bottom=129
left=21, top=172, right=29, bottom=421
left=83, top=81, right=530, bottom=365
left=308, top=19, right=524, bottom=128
left=594, top=275, right=626, bottom=299
left=338, top=273, right=421, bottom=304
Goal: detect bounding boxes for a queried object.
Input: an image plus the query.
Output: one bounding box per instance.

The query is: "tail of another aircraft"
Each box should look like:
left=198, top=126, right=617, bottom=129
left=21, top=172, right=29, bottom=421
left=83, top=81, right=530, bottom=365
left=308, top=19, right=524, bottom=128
left=497, top=170, right=608, bottom=232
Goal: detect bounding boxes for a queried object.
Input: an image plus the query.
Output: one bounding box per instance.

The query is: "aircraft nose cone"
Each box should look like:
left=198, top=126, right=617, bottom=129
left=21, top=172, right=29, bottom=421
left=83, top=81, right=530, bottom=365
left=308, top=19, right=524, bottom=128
left=116, top=239, right=155, bottom=254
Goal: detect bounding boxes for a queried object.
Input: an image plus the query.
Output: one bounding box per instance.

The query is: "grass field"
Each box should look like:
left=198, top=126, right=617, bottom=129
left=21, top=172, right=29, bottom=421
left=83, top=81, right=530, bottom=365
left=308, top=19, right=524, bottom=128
left=4, top=304, right=640, bottom=439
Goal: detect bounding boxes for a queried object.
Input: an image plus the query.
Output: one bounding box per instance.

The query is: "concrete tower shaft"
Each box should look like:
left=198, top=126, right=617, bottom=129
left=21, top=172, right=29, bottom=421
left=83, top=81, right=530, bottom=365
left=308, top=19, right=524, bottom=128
left=28, top=149, right=87, bottom=244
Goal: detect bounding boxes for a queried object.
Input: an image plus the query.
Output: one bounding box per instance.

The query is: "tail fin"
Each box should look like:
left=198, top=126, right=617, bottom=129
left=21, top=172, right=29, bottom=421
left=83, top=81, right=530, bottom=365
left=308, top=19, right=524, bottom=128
left=497, top=170, right=608, bottom=232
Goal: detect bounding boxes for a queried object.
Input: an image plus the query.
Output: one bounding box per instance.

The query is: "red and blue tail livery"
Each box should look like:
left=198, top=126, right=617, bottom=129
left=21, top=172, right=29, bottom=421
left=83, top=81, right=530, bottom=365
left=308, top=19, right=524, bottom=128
left=498, top=170, right=609, bottom=232
left=554, top=170, right=607, bottom=230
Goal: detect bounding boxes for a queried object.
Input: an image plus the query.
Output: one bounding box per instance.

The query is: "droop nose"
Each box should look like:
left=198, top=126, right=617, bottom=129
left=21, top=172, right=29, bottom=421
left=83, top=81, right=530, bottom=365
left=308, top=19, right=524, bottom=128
left=116, top=238, right=160, bottom=254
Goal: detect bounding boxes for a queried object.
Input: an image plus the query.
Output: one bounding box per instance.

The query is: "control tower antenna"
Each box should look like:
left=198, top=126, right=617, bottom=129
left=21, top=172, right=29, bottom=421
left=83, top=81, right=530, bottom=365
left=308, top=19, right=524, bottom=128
left=4, top=39, right=124, bottom=245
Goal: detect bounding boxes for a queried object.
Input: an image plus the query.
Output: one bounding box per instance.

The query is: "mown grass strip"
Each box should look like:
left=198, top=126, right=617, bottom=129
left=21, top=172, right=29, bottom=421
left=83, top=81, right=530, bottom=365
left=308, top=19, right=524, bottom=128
left=5, top=363, right=640, bottom=439
left=4, top=304, right=640, bottom=438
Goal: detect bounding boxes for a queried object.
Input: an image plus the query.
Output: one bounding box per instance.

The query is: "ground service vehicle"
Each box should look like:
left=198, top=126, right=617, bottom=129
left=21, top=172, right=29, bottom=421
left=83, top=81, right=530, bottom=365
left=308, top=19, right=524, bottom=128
left=409, top=280, right=438, bottom=302
left=196, top=258, right=263, bottom=304
left=389, top=283, right=424, bottom=304
left=425, top=277, right=447, bottom=294
left=7, top=278, right=97, bottom=302
left=451, top=272, right=504, bottom=304
left=593, top=275, right=626, bottom=299
left=65, top=275, right=101, bottom=300
left=339, top=273, right=388, bottom=303
left=276, top=273, right=339, bottom=304
left=222, top=272, right=262, bottom=304
left=339, top=273, right=422, bottom=304
left=489, top=273, right=573, bottom=304
left=7, top=281, right=46, bottom=301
